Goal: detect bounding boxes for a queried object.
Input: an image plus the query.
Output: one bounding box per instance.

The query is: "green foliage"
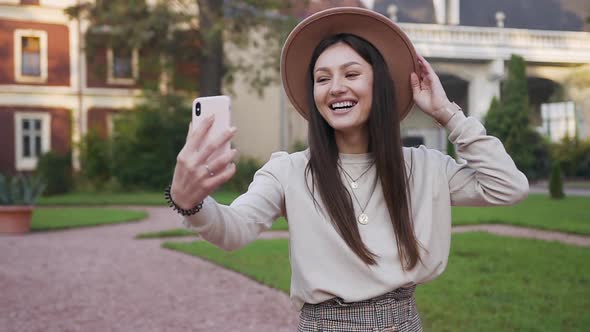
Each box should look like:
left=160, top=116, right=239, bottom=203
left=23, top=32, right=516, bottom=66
left=36, top=151, right=73, bottom=196
left=0, top=173, right=46, bottom=205
left=549, top=161, right=565, bottom=199
left=111, top=94, right=189, bottom=190
left=66, top=0, right=189, bottom=91
left=484, top=55, right=550, bottom=180
left=224, top=156, right=262, bottom=193
left=483, top=96, right=502, bottom=135
left=446, top=138, right=456, bottom=159
left=549, top=137, right=590, bottom=179
left=66, top=1, right=297, bottom=95
left=79, top=129, right=112, bottom=190
left=290, top=140, right=308, bottom=152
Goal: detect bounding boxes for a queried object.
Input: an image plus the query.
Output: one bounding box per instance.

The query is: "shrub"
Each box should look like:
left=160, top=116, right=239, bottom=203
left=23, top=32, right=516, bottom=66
left=291, top=140, right=308, bottom=152
left=446, top=138, right=456, bottom=159
left=549, top=161, right=565, bottom=199
left=549, top=137, right=590, bottom=179
left=36, top=151, right=73, bottom=195
left=0, top=173, right=46, bottom=205
left=224, top=156, right=261, bottom=194
left=111, top=94, right=189, bottom=190
left=79, top=128, right=112, bottom=190
left=484, top=55, right=550, bottom=181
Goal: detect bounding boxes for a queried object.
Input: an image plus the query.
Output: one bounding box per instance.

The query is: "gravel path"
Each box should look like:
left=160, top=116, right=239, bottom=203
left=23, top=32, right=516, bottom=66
left=0, top=207, right=299, bottom=332
left=453, top=224, right=590, bottom=246
left=1, top=206, right=588, bottom=332
left=263, top=226, right=590, bottom=247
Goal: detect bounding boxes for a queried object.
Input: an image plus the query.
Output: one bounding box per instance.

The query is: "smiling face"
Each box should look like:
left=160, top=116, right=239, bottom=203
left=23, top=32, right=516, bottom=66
left=312, top=42, right=374, bottom=136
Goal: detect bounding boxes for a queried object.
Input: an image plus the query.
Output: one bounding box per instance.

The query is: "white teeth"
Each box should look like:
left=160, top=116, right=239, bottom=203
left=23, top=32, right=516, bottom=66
left=331, top=101, right=356, bottom=109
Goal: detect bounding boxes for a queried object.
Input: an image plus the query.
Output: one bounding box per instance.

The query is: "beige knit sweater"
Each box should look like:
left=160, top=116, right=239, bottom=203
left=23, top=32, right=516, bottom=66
left=183, top=111, right=529, bottom=310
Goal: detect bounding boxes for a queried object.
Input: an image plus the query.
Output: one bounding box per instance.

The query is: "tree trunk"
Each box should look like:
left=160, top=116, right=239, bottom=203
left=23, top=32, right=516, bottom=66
left=198, top=0, right=224, bottom=96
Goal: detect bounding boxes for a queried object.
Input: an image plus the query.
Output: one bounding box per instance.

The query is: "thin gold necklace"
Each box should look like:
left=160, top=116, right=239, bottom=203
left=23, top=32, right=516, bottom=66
left=338, top=162, right=374, bottom=189
left=338, top=163, right=377, bottom=225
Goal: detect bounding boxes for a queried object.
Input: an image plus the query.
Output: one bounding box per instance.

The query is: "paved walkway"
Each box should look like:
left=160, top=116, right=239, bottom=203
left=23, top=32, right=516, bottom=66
left=0, top=207, right=299, bottom=332
left=1, top=206, right=588, bottom=332
left=529, top=182, right=590, bottom=197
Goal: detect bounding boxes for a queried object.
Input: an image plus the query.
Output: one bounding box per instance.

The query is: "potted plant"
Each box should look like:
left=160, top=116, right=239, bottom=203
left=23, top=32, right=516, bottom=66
left=0, top=173, right=46, bottom=234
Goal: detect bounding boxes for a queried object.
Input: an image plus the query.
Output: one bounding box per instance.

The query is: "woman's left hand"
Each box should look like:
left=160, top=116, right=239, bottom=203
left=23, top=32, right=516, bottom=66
left=410, top=54, right=452, bottom=118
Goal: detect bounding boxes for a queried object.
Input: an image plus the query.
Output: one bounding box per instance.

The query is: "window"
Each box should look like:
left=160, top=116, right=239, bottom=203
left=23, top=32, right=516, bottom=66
left=107, top=48, right=139, bottom=85
left=14, top=113, right=51, bottom=171
left=14, top=30, right=48, bottom=83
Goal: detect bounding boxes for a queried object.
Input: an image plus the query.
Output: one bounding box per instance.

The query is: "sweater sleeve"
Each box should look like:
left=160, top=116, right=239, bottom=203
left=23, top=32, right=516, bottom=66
left=442, top=111, right=529, bottom=206
left=181, top=151, right=289, bottom=250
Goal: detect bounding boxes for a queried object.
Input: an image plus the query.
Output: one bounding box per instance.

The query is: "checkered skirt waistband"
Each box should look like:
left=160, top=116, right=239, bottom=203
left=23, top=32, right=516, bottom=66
left=298, top=286, right=422, bottom=332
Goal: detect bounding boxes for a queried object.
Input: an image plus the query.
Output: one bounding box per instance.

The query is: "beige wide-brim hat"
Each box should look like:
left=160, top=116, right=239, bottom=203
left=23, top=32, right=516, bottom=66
left=280, top=7, right=418, bottom=121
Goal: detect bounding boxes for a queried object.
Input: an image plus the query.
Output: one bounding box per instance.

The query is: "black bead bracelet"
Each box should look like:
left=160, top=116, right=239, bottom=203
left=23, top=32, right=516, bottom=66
left=164, top=185, right=203, bottom=216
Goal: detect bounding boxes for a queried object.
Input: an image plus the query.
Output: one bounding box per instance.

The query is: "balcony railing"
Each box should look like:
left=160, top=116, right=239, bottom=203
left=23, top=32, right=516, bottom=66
left=399, top=23, right=590, bottom=63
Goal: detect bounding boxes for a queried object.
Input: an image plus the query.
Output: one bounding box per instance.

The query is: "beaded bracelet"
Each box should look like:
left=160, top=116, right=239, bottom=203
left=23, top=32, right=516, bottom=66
left=164, top=184, right=204, bottom=216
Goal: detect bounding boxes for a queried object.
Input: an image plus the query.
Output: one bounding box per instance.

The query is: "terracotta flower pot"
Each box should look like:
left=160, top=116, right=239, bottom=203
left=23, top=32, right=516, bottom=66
left=0, top=206, right=33, bottom=234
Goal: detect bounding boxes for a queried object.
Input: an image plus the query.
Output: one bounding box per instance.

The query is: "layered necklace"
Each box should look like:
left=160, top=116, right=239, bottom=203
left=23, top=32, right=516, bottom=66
left=339, top=162, right=374, bottom=189
left=338, top=162, right=377, bottom=225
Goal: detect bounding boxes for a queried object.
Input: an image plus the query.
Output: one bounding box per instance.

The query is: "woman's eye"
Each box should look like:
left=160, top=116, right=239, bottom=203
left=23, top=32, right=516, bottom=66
left=316, top=77, right=329, bottom=83
left=346, top=73, right=359, bottom=78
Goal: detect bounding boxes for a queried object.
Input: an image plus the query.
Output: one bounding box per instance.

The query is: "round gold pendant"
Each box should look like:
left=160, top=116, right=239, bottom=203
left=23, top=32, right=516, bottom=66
left=350, top=182, right=358, bottom=189
left=358, top=213, right=369, bottom=225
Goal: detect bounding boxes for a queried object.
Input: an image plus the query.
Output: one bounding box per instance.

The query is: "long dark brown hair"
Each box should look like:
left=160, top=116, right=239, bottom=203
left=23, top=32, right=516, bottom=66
left=305, top=34, right=420, bottom=269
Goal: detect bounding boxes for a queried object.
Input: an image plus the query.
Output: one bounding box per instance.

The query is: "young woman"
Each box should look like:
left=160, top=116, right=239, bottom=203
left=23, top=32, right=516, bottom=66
left=168, top=7, right=529, bottom=331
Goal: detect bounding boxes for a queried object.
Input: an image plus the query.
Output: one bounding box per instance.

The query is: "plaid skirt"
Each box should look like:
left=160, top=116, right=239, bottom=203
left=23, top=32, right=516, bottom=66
left=298, top=286, right=422, bottom=332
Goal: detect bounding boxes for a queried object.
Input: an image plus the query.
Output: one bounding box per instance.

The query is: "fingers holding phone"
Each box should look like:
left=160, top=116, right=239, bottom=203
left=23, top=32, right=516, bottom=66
left=171, top=95, right=236, bottom=209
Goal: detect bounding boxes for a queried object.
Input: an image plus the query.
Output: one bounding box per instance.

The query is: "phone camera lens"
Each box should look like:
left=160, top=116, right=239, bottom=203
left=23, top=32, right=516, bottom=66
left=195, top=102, right=201, bottom=116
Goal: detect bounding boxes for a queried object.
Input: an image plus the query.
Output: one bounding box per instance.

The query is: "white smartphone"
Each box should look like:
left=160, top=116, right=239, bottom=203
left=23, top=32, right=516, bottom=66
left=192, top=95, right=232, bottom=161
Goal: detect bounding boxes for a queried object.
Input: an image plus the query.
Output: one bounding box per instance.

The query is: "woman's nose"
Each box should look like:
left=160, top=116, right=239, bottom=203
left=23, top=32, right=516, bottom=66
left=329, top=78, right=347, bottom=96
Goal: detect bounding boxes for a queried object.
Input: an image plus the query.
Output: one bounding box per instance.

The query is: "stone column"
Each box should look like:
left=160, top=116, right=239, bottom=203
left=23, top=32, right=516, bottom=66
left=467, top=59, right=503, bottom=121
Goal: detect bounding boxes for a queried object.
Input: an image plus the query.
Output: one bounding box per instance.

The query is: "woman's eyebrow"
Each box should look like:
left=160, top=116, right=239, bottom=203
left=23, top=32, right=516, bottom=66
left=314, top=61, right=362, bottom=74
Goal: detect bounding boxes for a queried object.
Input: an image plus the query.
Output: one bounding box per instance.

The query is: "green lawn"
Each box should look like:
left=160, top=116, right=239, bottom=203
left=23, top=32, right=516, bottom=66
left=452, top=194, right=590, bottom=234
left=38, top=190, right=239, bottom=206
left=40, top=190, right=589, bottom=235
left=164, top=233, right=590, bottom=331
left=136, top=217, right=288, bottom=239
left=164, top=239, right=291, bottom=293
left=31, top=207, right=147, bottom=231
left=136, top=228, right=195, bottom=239
left=138, top=194, right=589, bottom=238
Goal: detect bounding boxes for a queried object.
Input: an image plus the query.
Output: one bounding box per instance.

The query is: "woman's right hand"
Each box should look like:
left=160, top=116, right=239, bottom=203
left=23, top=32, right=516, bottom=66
left=170, top=114, right=238, bottom=209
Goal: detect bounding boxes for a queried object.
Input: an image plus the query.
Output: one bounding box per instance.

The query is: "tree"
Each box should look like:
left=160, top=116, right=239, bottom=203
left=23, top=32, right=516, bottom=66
left=66, top=0, right=298, bottom=96
left=484, top=55, right=550, bottom=180
left=109, top=94, right=190, bottom=189
left=549, top=161, right=565, bottom=199
left=484, top=96, right=502, bottom=137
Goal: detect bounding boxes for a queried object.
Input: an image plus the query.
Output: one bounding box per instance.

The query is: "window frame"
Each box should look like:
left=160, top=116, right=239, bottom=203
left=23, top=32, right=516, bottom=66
left=107, top=47, right=139, bottom=85
left=14, top=112, right=51, bottom=171
left=14, top=29, right=48, bottom=83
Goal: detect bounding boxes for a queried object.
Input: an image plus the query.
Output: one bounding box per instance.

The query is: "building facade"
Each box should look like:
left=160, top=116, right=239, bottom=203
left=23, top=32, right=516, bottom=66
left=0, top=0, right=145, bottom=175
left=240, top=0, right=590, bottom=159
left=1, top=0, right=589, bottom=175
left=373, top=0, right=590, bottom=151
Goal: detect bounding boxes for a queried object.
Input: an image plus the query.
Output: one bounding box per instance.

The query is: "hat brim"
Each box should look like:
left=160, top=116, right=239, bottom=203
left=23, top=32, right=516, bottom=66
left=281, top=7, right=418, bottom=121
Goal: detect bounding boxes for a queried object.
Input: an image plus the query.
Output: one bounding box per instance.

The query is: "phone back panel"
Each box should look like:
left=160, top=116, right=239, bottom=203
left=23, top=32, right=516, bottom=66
left=192, top=95, right=232, bottom=162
